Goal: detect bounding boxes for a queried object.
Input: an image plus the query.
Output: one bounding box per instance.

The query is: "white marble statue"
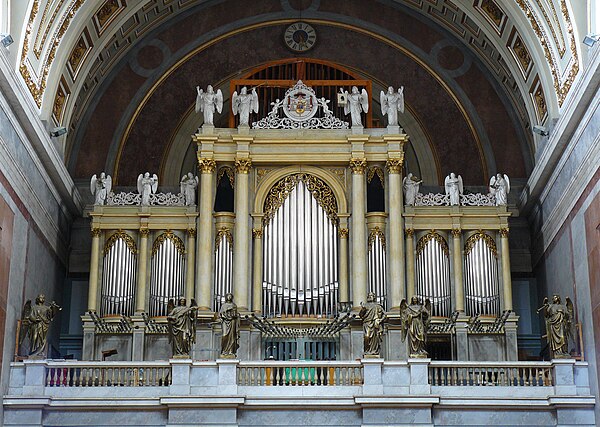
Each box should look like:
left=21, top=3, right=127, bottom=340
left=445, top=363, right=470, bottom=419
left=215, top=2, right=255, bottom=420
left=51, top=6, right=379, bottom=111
left=403, top=173, right=422, bottom=206
left=232, top=87, right=259, bottom=126
left=444, top=173, right=463, bottom=206
left=341, top=86, right=368, bottom=127
left=137, top=172, right=158, bottom=206
left=195, top=85, right=223, bottom=126
left=489, top=173, right=510, bottom=206
left=180, top=173, right=199, bottom=206
left=90, top=172, right=112, bottom=205
left=380, top=86, right=404, bottom=127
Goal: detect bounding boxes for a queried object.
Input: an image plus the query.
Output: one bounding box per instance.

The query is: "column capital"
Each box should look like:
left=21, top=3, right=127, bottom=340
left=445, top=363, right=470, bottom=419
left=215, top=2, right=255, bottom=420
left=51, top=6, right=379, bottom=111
left=234, top=158, right=252, bottom=174
left=187, top=228, right=197, bottom=238
left=451, top=228, right=462, bottom=238
left=197, top=156, right=216, bottom=173
left=499, top=227, right=509, bottom=238
left=405, top=228, right=414, bottom=237
left=385, top=157, right=404, bottom=174
left=349, top=158, right=367, bottom=174
left=91, top=227, right=101, bottom=237
left=339, top=228, right=349, bottom=238
left=252, top=228, right=263, bottom=239
left=139, top=228, right=150, bottom=237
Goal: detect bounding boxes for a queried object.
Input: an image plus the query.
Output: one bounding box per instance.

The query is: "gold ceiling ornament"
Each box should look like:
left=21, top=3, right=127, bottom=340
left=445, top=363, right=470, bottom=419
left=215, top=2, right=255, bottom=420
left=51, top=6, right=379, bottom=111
left=91, top=227, right=102, bottom=237
left=187, top=228, right=197, bottom=238
left=405, top=228, right=414, bottom=238
left=103, top=229, right=137, bottom=255
left=416, top=231, right=449, bottom=257
left=368, top=227, right=386, bottom=250
left=234, top=158, right=252, bottom=174
left=464, top=230, right=498, bottom=257
left=217, top=166, right=235, bottom=187
left=385, top=157, right=404, bottom=174
left=33, top=0, right=67, bottom=59
left=349, top=158, right=367, bottom=174
left=139, top=228, right=150, bottom=237
left=451, top=228, right=462, bottom=238
left=366, top=166, right=385, bottom=187
left=197, top=156, right=216, bottom=173
left=499, top=227, right=510, bottom=238
left=338, top=228, right=349, bottom=238
left=252, top=228, right=263, bottom=239
left=152, top=230, right=186, bottom=257
left=215, top=226, right=234, bottom=250
left=262, top=173, right=338, bottom=226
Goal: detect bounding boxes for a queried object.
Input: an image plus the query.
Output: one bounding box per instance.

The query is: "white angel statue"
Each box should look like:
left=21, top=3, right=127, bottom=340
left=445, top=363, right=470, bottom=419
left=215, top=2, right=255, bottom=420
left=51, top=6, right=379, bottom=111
left=403, top=172, right=422, bottom=206
left=489, top=173, right=510, bottom=206
left=232, top=87, right=259, bottom=126
left=137, top=172, right=158, bottom=206
left=380, top=86, right=404, bottom=127
left=180, top=173, right=199, bottom=206
left=341, top=86, right=369, bottom=127
left=90, top=172, right=112, bottom=205
left=195, top=84, right=223, bottom=126
left=444, top=173, right=463, bottom=206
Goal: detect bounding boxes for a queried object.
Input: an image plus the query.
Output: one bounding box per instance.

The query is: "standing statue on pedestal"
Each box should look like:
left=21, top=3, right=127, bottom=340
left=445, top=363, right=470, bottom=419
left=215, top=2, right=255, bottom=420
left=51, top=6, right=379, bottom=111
left=180, top=173, right=199, bottom=206
left=444, top=173, right=463, bottom=206
left=539, top=295, right=574, bottom=358
left=195, top=85, right=223, bottom=126
left=341, top=86, right=369, bottom=127
left=380, top=86, right=404, bottom=127
left=90, top=172, right=112, bottom=205
left=400, top=297, right=431, bottom=358
left=489, top=173, right=510, bottom=206
left=137, top=172, right=158, bottom=206
left=20, top=294, right=62, bottom=358
left=359, top=292, right=386, bottom=356
left=167, top=298, right=197, bottom=358
left=403, top=173, right=422, bottom=206
left=232, top=87, right=259, bottom=126
left=219, top=293, right=240, bottom=358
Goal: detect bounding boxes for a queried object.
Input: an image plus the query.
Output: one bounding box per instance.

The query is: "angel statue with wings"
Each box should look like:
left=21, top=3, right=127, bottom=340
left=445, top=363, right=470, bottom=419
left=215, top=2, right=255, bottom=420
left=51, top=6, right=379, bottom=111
left=380, top=86, right=404, bottom=127
left=341, top=86, right=369, bottom=127
left=232, top=86, right=259, bottom=126
left=167, top=298, right=198, bottom=357
left=19, top=294, right=62, bottom=358
left=180, top=173, right=199, bottom=206
left=400, top=296, right=431, bottom=358
left=195, top=84, right=223, bottom=126
left=539, top=295, right=574, bottom=358
left=90, top=172, right=112, bottom=205
left=359, top=292, right=386, bottom=356
left=137, top=172, right=158, bottom=206
left=444, top=173, right=463, bottom=206
left=489, top=173, right=510, bottom=206
left=403, top=172, right=422, bottom=206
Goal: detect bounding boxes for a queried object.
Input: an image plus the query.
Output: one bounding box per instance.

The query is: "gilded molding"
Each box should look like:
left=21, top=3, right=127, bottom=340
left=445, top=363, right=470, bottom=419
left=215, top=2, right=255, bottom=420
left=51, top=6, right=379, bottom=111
left=215, top=226, right=234, bottom=250
left=349, top=158, right=367, bottom=174
left=104, top=230, right=137, bottom=255
left=464, top=230, right=497, bottom=257
left=367, top=166, right=385, bottom=187
left=197, top=156, right=216, bottom=173
left=91, top=228, right=101, bottom=237
left=338, top=228, right=349, bottom=238
left=405, top=228, right=414, bottom=238
left=235, top=158, right=252, bottom=174
left=187, top=228, right=197, bottom=238
left=217, top=166, right=235, bottom=186
left=451, top=229, right=462, bottom=238
left=416, top=231, right=449, bottom=257
left=152, top=230, right=186, bottom=256
left=499, top=227, right=509, bottom=238
left=252, top=228, right=263, bottom=239
left=368, top=227, right=386, bottom=250
left=385, top=157, right=404, bottom=174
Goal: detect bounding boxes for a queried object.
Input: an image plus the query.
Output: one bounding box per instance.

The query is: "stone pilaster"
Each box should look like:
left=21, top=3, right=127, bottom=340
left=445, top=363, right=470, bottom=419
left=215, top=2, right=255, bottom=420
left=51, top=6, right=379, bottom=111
left=405, top=228, right=415, bottom=300
left=185, top=228, right=196, bottom=302
left=451, top=228, right=465, bottom=312
left=386, top=157, right=405, bottom=308
left=135, top=228, right=149, bottom=313
left=233, top=158, right=251, bottom=310
left=252, top=225, right=263, bottom=312
left=196, top=157, right=216, bottom=310
left=350, top=158, right=368, bottom=309
left=499, top=227, right=513, bottom=311
left=87, top=228, right=102, bottom=311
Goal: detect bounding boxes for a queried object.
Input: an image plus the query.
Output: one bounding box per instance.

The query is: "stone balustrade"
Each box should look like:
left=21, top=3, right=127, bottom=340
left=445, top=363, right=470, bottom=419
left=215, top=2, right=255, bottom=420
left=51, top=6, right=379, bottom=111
left=238, top=361, right=363, bottom=386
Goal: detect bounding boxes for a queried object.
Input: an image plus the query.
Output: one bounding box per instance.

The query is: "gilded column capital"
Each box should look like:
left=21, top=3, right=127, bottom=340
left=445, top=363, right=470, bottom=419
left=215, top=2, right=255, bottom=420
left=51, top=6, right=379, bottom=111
left=187, top=228, right=197, bottom=238
left=405, top=228, right=414, bottom=237
left=91, top=228, right=101, bottom=237
left=252, top=228, right=263, bottom=239
left=499, top=227, right=509, bottom=238
left=451, top=228, right=462, bottom=238
left=197, top=156, right=216, bottom=173
left=235, top=158, right=252, bottom=174
left=385, top=157, right=404, bottom=174
left=338, top=228, right=349, bottom=238
left=139, top=228, right=150, bottom=237
left=349, top=158, right=367, bottom=174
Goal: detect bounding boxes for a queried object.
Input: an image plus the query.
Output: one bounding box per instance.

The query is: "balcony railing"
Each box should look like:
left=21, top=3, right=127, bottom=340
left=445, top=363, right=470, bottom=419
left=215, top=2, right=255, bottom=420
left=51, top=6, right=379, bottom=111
left=237, top=361, right=363, bottom=386
left=428, top=361, right=553, bottom=386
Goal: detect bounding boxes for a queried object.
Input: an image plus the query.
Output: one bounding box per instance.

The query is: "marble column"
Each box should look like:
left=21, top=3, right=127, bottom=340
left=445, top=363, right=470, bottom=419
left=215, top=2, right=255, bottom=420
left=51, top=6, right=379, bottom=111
left=386, top=158, right=405, bottom=309
left=405, top=229, right=415, bottom=300
left=350, top=158, right=367, bottom=308
left=87, top=228, right=102, bottom=311
left=338, top=227, right=350, bottom=303
left=252, top=227, right=263, bottom=312
left=451, top=229, right=465, bottom=312
left=233, top=158, right=252, bottom=310
left=196, top=157, right=216, bottom=310
left=185, top=228, right=196, bottom=302
left=500, top=228, right=513, bottom=311
left=135, top=229, right=149, bottom=313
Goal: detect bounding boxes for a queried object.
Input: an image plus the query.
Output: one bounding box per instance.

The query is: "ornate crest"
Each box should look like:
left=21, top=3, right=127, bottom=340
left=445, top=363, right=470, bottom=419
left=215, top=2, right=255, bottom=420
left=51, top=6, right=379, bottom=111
left=283, top=81, right=318, bottom=121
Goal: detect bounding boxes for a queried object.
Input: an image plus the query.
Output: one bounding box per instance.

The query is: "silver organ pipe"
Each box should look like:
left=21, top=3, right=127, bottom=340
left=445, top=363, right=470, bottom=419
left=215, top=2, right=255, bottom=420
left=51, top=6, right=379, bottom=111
left=100, top=232, right=137, bottom=317
left=213, top=229, right=233, bottom=311
left=464, top=232, right=500, bottom=316
left=149, top=232, right=186, bottom=317
left=415, top=232, right=451, bottom=317
left=367, top=231, right=387, bottom=309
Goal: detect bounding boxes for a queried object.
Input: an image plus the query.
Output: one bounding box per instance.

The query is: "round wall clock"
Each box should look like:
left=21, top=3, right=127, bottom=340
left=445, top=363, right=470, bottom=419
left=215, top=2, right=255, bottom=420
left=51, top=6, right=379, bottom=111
left=284, top=22, right=317, bottom=53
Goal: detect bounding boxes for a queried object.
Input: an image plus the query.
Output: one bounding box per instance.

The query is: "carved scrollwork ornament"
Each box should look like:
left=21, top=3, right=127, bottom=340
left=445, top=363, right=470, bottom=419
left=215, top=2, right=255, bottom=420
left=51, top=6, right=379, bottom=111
left=405, top=228, right=414, bottom=238
left=215, top=226, right=234, bottom=250
left=349, top=158, right=367, bottom=174
left=217, top=166, right=235, bottom=186
left=366, top=166, right=385, bottom=186
left=252, top=228, right=263, bottom=239
left=152, top=230, right=186, bottom=256
left=416, top=231, right=449, bottom=256
left=385, top=157, right=404, bottom=174
left=499, top=228, right=509, bottom=238
left=451, top=229, right=462, bottom=238
left=91, top=228, right=102, bottom=238
left=187, top=228, right=197, bottom=238
left=104, top=230, right=138, bottom=255
left=339, top=228, right=349, bottom=238
left=197, top=156, right=217, bottom=173
left=139, top=228, right=150, bottom=237
left=368, top=227, right=386, bottom=250
left=464, top=230, right=497, bottom=258
left=235, top=158, right=252, bottom=174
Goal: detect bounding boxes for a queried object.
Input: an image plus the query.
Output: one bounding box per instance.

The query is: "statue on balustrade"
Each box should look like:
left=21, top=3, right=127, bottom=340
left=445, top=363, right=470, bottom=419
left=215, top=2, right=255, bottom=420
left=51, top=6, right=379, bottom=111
left=180, top=173, right=199, bottom=206
left=403, top=173, right=422, bottom=206
left=380, top=86, right=404, bottom=127
left=489, top=173, right=510, bottom=206
left=219, top=293, right=240, bottom=358
left=137, top=172, right=158, bottom=206
left=400, top=296, right=431, bottom=358
left=195, top=84, right=223, bottom=126
left=359, top=292, right=386, bottom=357
left=167, top=298, right=198, bottom=358
left=19, top=294, right=62, bottom=358
left=232, top=87, right=259, bottom=126
left=444, top=173, right=463, bottom=206
left=341, top=86, right=369, bottom=127
left=90, top=172, right=112, bottom=205
left=539, top=295, right=574, bottom=358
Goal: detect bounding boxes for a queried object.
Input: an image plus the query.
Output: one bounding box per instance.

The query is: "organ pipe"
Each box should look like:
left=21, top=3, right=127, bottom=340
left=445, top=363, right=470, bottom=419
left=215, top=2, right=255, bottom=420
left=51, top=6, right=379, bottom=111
left=415, top=232, right=451, bottom=317
left=100, top=231, right=137, bottom=317
left=213, top=228, right=233, bottom=311
left=464, top=232, right=500, bottom=316
left=149, top=231, right=186, bottom=317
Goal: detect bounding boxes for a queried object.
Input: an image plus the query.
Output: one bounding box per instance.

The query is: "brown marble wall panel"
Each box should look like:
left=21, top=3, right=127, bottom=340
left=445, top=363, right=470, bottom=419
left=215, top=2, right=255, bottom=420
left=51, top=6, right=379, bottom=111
left=0, top=195, right=15, bottom=370
left=585, top=191, right=600, bottom=383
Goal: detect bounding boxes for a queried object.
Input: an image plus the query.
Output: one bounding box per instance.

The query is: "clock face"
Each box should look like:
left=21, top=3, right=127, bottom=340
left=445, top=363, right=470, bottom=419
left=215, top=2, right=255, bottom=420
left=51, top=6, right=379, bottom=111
left=284, top=22, right=317, bottom=52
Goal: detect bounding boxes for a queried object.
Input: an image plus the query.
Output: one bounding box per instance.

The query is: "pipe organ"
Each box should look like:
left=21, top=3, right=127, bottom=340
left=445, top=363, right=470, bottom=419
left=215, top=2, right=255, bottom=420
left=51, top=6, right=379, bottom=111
left=213, top=227, right=233, bottom=311
left=464, top=232, right=500, bottom=316
left=367, top=228, right=387, bottom=309
left=415, top=231, right=451, bottom=317
left=100, top=231, right=137, bottom=317
left=149, top=231, right=186, bottom=317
